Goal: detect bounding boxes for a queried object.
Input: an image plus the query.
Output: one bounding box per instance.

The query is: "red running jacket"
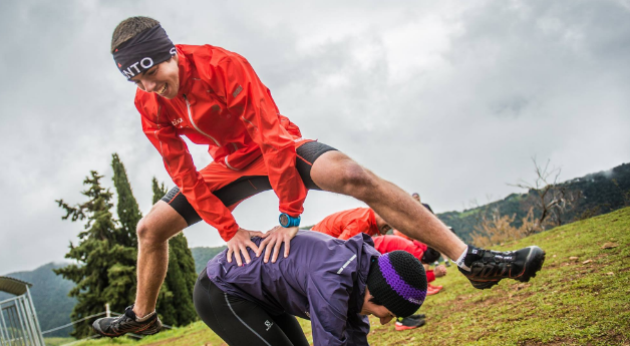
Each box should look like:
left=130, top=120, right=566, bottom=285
left=135, top=45, right=307, bottom=241
left=311, top=208, right=380, bottom=240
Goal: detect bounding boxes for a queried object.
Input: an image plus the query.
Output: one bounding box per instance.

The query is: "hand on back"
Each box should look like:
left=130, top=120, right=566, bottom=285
left=256, top=226, right=299, bottom=263
left=226, top=228, right=265, bottom=266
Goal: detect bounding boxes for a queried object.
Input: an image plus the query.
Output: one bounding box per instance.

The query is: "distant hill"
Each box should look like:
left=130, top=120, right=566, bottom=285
left=438, top=162, right=630, bottom=241
left=191, top=246, right=227, bottom=274
left=0, top=262, right=76, bottom=337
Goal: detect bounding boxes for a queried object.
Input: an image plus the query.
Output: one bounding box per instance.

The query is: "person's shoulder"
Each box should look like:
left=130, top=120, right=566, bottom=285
left=179, top=44, right=245, bottom=62
left=344, top=207, right=370, bottom=217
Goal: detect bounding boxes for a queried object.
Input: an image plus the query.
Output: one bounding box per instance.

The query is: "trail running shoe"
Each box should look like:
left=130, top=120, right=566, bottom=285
left=408, top=313, right=426, bottom=320
left=92, top=306, right=162, bottom=337
left=459, top=245, right=545, bottom=289
left=395, top=317, right=426, bottom=331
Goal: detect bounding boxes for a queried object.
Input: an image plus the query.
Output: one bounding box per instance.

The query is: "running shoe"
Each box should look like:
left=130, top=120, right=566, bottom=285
left=395, top=317, right=426, bottom=331
left=408, top=313, right=426, bottom=320
left=459, top=245, right=545, bottom=289
left=426, top=283, right=443, bottom=296
left=92, top=305, right=162, bottom=337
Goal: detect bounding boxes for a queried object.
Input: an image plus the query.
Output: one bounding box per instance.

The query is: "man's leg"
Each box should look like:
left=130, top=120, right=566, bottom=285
left=134, top=201, right=189, bottom=317
left=310, top=150, right=545, bottom=289
left=310, top=150, right=466, bottom=260
left=93, top=199, right=188, bottom=337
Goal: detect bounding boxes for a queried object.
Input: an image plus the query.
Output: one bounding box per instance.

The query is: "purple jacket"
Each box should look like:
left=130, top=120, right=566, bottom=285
left=206, top=230, right=381, bottom=346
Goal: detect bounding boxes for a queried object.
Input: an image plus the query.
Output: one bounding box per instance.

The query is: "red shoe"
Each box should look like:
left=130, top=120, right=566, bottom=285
left=429, top=283, right=443, bottom=290
left=426, top=284, right=443, bottom=296
left=395, top=317, right=426, bottom=331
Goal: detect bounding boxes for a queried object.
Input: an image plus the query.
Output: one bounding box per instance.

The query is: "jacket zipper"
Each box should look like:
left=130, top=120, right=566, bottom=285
left=183, top=94, right=221, bottom=147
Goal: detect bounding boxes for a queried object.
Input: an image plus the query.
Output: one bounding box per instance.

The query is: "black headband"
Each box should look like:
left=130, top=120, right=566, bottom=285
left=113, top=25, right=176, bottom=80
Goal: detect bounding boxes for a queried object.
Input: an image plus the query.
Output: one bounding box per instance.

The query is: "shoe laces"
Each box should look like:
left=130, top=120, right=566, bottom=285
left=471, top=250, right=515, bottom=276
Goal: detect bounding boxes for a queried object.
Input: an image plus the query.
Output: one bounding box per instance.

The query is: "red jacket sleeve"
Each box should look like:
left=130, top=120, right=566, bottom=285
left=213, top=55, right=307, bottom=218
left=426, top=270, right=435, bottom=283
left=137, top=98, right=240, bottom=241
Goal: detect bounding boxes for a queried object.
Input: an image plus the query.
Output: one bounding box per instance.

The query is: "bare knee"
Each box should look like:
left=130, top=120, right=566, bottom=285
left=137, top=201, right=188, bottom=246
left=136, top=218, right=161, bottom=245
left=136, top=217, right=178, bottom=246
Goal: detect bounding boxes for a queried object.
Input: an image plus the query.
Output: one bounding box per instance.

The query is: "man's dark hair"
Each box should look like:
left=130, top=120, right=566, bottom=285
left=111, top=16, right=160, bottom=53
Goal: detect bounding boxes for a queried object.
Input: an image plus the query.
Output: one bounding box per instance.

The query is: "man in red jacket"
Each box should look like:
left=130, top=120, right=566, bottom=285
left=311, top=207, right=391, bottom=239
left=93, top=17, right=545, bottom=337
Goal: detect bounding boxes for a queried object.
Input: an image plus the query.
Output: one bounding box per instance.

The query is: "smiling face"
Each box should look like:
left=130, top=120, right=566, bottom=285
left=129, top=55, right=180, bottom=99
left=360, top=287, right=396, bottom=325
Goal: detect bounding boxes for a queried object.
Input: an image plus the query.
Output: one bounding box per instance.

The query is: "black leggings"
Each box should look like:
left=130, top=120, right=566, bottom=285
left=193, top=270, right=310, bottom=346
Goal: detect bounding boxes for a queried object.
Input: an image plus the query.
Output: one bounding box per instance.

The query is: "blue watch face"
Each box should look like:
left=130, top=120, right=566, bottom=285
left=280, top=214, right=289, bottom=227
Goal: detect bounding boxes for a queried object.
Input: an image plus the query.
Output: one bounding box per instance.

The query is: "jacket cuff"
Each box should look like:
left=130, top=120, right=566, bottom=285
left=220, top=222, right=241, bottom=242
left=426, top=270, right=435, bottom=283
left=279, top=205, right=303, bottom=218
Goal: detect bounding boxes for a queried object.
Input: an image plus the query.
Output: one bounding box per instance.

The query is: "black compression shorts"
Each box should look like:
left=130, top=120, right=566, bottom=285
left=161, top=141, right=337, bottom=226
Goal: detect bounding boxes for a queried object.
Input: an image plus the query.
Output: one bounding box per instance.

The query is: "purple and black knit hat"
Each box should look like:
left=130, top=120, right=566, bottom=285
left=367, top=251, right=428, bottom=317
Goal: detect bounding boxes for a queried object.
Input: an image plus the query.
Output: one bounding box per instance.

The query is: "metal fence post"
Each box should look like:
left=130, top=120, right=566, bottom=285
left=25, top=288, right=44, bottom=346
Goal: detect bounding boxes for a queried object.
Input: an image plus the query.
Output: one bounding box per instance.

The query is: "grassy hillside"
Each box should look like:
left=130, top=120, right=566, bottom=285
left=65, top=207, right=630, bottom=346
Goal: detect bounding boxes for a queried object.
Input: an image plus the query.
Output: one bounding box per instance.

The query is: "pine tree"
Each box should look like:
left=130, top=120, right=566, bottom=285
left=111, top=153, right=141, bottom=248
left=54, top=171, right=136, bottom=337
left=151, top=178, right=199, bottom=327
left=108, top=154, right=141, bottom=311
left=152, top=177, right=167, bottom=205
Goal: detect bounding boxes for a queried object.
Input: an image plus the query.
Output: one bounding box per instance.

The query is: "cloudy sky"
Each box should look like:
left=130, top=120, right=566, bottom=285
left=1, top=0, right=629, bottom=274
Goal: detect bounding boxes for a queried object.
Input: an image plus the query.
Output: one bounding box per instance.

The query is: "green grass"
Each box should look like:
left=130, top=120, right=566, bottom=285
left=45, top=337, right=75, bottom=346
left=67, top=207, right=630, bottom=346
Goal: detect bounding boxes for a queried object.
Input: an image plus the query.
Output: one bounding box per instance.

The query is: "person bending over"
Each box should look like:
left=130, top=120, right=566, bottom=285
left=93, top=16, right=545, bottom=337
left=311, top=207, right=391, bottom=239
left=194, top=231, right=427, bottom=346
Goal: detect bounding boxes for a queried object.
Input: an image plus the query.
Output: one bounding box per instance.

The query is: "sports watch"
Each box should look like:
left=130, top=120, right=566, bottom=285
left=279, top=213, right=301, bottom=228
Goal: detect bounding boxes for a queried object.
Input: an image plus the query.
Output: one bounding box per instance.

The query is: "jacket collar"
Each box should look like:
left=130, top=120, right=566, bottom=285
left=175, top=45, right=193, bottom=98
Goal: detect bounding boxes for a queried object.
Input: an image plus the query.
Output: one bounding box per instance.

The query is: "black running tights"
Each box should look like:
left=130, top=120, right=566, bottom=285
left=193, top=270, right=310, bottom=346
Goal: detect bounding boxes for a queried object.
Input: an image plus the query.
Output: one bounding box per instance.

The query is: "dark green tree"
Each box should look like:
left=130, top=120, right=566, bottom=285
left=151, top=178, right=198, bottom=327
left=112, top=153, right=141, bottom=248
left=152, top=177, right=168, bottom=204
left=108, top=154, right=142, bottom=310
left=54, top=171, right=137, bottom=337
